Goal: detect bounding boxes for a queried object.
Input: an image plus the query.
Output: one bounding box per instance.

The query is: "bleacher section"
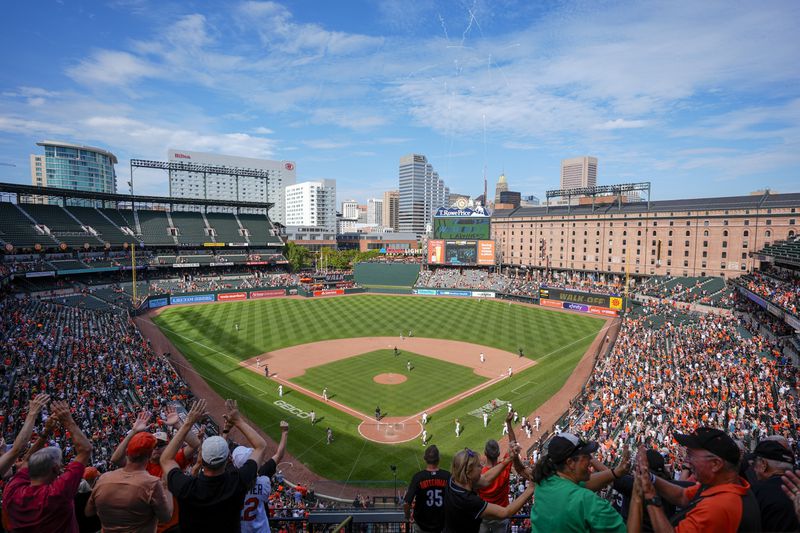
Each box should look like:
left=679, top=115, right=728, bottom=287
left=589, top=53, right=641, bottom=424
left=48, top=259, right=88, bottom=271
left=170, top=211, right=210, bottom=246
left=98, top=208, right=138, bottom=236
left=205, top=212, right=244, bottom=243
left=66, top=206, right=132, bottom=246
left=137, top=210, right=176, bottom=246
left=17, top=204, right=105, bottom=248
left=237, top=213, right=282, bottom=246
left=0, top=202, right=58, bottom=248
left=759, top=236, right=800, bottom=263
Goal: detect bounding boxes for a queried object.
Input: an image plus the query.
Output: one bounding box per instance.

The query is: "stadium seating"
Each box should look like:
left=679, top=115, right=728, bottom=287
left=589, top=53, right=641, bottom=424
left=48, top=259, right=89, bottom=271
left=137, top=209, right=177, bottom=246
left=66, top=206, right=133, bottom=246
left=19, top=204, right=105, bottom=248
left=759, top=236, right=800, bottom=262
left=97, top=208, right=138, bottom=236
left=0, top=202, right=58, bottom=248
left=237, top=213, right=283, bottom=246
left=205, top=212, right=245, bottom=243
left=170, top=210, right=210, bottom=245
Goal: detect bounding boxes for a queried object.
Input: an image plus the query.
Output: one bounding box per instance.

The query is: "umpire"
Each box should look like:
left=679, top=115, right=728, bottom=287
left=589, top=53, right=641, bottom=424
left=404, top=445, right=451, bottom=533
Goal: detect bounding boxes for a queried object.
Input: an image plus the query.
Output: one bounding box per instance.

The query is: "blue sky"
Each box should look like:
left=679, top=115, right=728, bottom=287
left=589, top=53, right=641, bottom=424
left=1, top=0, right=799, bottom=206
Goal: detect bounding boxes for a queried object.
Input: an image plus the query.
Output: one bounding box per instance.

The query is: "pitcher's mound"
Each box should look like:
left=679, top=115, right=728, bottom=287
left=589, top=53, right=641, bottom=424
left=373, top=373, right=407, bottom=384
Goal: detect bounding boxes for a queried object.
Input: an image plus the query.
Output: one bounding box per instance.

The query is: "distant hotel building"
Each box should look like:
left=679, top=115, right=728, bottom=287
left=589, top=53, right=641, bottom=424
left=367, top=198, right=384, bottom=226
left=285, top=180, right=337, bottom=232
left=30, top=140, right=117, bottom=204
left=398, top=154, right=449, bottom=236
left=167, top=149, right=296, bottom=224
left=383, top=190, right=399, bottom=230
left=561, top=156, right=598, bottom=190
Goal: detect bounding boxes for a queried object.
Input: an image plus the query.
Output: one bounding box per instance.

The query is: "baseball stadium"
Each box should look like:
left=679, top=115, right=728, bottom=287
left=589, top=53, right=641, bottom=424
left=1, top=181, right=799, bottom=531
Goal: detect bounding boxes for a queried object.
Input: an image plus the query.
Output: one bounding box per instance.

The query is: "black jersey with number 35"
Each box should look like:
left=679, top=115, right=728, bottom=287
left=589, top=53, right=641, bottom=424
left=404, top=469, right=451, bottom=532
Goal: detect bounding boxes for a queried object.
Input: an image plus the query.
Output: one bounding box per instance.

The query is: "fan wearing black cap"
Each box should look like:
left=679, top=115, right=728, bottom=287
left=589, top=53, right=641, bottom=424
left=634, top=428, right=761, bottom=533
left=750, top=440, right=799, bottom=532
left=529, top=433, right=627, bottom=533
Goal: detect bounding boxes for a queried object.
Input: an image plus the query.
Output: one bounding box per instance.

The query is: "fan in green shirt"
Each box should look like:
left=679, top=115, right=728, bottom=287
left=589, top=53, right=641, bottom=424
left=530, top=433, right=627, bottom=533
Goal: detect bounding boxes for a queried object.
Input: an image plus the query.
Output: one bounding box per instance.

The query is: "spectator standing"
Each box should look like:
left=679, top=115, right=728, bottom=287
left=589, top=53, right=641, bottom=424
left=234, top=420, right=289, bottom=533
left=0, top=393, right=49, bottom=477
left=404, top=445, right=450, bottom=533
left=529, top=433, right=626, bottom=533
left=478, top=413, right=526, bottom=533
left=634, top=428, right=761, bottom=533
left=85, top=432, right=173, bottom=531
left=750, top=440, right=799, bottom=532
left=443, top=448, right=533, bottom=533
left=162, top=399, right=267, bottom=532
left=2, top=400, right=93, bottom=533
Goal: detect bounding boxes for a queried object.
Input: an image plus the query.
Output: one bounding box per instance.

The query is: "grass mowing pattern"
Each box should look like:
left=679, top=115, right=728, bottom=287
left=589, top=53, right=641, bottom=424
left=290, top=350, right=486, bottom=416
left=152, top=295, right=606, bottom=487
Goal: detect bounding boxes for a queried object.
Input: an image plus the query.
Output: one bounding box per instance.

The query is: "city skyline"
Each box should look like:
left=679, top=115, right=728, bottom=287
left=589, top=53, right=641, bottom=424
left=1, top=1, right=799, bottom=205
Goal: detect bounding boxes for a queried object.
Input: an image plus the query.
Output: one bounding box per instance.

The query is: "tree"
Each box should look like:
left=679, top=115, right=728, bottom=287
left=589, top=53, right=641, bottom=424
left=284, top=241, right=310, bottom=272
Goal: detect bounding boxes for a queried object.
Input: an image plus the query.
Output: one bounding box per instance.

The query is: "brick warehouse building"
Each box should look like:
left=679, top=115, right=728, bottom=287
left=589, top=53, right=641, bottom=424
left=491, top=191, right=800, bottom=278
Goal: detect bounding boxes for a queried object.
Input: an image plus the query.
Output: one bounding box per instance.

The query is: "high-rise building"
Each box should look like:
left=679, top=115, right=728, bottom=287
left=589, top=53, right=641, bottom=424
left=167, top=149, right=296, bottom=223
left=494, top=173, right=509, bottom=205
left=31, top=141, right=117, bottom=204
left=520, top=194, right=541, bottom=207
left=284, top=180, right=336, bottom=232
left=398, top=154, right=449, bottom=236
left=367, top=198, right=383, bottom=226
left=382, top=190, right=399, bottom=230
left=341, top=199, right=359, bottom=220
left=560, top=156, right=597, bottom=190
left=498, top=190, right=521, bottom=208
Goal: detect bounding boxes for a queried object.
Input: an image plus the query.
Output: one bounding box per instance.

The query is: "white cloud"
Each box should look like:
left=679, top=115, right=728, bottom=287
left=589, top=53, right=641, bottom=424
left=594, top=119, right=652, bottom=130
left=66, top=50, right=162, bottom=86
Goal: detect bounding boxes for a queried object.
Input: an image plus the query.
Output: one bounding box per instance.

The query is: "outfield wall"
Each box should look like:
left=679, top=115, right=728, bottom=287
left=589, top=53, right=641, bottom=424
left=354, top=262, right=421, bottom=287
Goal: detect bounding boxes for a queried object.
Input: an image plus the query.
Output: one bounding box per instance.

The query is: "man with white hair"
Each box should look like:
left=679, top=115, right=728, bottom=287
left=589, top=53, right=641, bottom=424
left=161, top=398, right=268, bottom=532
left=2, top=400, right=93, bottom=532
left=233, top=420, right=289, bottom=532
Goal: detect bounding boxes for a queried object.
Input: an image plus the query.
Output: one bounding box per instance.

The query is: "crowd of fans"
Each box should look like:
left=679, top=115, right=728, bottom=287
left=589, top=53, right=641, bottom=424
left=740, top=270, right=800, bottom=317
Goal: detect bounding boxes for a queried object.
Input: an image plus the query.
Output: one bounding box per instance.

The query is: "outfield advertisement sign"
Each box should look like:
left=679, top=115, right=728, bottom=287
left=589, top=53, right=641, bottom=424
left=313, top=289, right=344, bottom=297
left=413, top=289, right=491, bottom=298
left=170, top=294, right=215, bottom=305
left=149, top=298, right=168, bottom=309
left=471, top=291, right=496, bottom=298
left=540, top=297, right=619, bottom=317
left=539, top=286, right=623, bottom=310
left=250, top=289, right=285, bottom=299
left=172, top=263, right=200, bottom=268
left=217, top=292, right=247, bottom=301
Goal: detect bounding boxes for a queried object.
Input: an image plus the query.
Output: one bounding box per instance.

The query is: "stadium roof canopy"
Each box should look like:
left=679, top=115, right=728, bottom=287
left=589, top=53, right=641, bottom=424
left=493, top=191, right=800, bottom=218
left=0, top=181, right=273, bottom=210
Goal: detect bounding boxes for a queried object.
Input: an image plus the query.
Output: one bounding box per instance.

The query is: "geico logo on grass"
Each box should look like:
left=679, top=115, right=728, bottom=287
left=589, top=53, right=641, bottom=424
left=273, top=400, right=311, bottom=419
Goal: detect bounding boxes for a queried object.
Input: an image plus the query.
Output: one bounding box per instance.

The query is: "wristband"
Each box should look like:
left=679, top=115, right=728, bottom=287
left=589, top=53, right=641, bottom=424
left=650, top=472, right=656, bottom=484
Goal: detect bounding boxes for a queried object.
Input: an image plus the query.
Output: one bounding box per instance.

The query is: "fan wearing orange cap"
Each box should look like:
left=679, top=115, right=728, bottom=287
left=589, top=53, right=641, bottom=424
left=86, top=431, right=173, bottom=531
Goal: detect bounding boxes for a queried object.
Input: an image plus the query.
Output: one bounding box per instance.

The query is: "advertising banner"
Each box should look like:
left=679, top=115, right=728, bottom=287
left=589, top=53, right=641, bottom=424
left=170, top=294, right=215, bottom=305
left=172, top=263, right=200, bottom=268
left=227, top=242, right=248, bottom=247
left=589, top=306, right=619, bottom=317
left=471, top=291, right=496, bottom=298
left=250, top=289, right=285, bottom=299
left=739, top=287, right=767, bottom=309
left=437, top=289, right=471, bottom=297
left=246, top=261, right=269, bottom=266
left=477, top=240, right=495, bottom=265
left=427, top=240, right=445, bottom=265
left=539, top=286, right=618, bottom=309
left=203, top=242, right=225, bottom=247
left=217, top=292, right=247, bottom=301
left=414, top=289, right=438, bottom=295
left=149, top=298, right=168, bottom=309
left=766, top=303, right=784, bottom=318
left=540, top=298, right=564, bottom=309
left=26, top=271, right=56, bottom=278
left=564, top=302, right=590, bottom=312
left=313, top=289, right=344, bottom=297
left=786, top=314, right=800, bottom=331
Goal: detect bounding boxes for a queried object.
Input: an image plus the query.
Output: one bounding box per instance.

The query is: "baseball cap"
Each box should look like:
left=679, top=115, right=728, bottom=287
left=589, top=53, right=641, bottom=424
left=231, top=446, right=254, bottom=468
left=484, top=439, right=501, bottom=460
left=674, top=427, right=740, bottom=465
left=547, top=433, right=599, bottom=463
left=645, top=449, right=667, bottom=475
left=127, top=432, right=157, bottom=457
left=82, top=466, right=100, bottom=480
left=153, top=431, right=169, bottom=444
left=753, top=440, right=794, bottom=464
left=424, top=445, right=440, bottom=464
left=202, top=436, right=230, bottom=467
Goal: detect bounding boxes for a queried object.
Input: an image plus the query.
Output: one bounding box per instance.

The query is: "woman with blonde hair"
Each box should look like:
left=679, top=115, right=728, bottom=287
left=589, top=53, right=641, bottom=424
left=443, top=447, right=534, bottom=533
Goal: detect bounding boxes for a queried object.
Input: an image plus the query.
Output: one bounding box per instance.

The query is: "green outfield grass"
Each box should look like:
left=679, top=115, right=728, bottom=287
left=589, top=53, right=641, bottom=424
left=289, top=350, right=486, bottom=416
left=152, top=294, right=607, bottom=487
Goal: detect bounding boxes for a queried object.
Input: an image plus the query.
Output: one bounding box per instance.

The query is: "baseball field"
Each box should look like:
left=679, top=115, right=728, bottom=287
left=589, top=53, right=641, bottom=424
left=151, top=294, right=606, bottom=488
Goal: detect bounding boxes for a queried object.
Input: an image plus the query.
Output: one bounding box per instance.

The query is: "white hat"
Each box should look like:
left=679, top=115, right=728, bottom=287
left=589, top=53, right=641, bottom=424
left=202, top=436, right=230, bottom=467
left=231, top=446, right=254, bottom=468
